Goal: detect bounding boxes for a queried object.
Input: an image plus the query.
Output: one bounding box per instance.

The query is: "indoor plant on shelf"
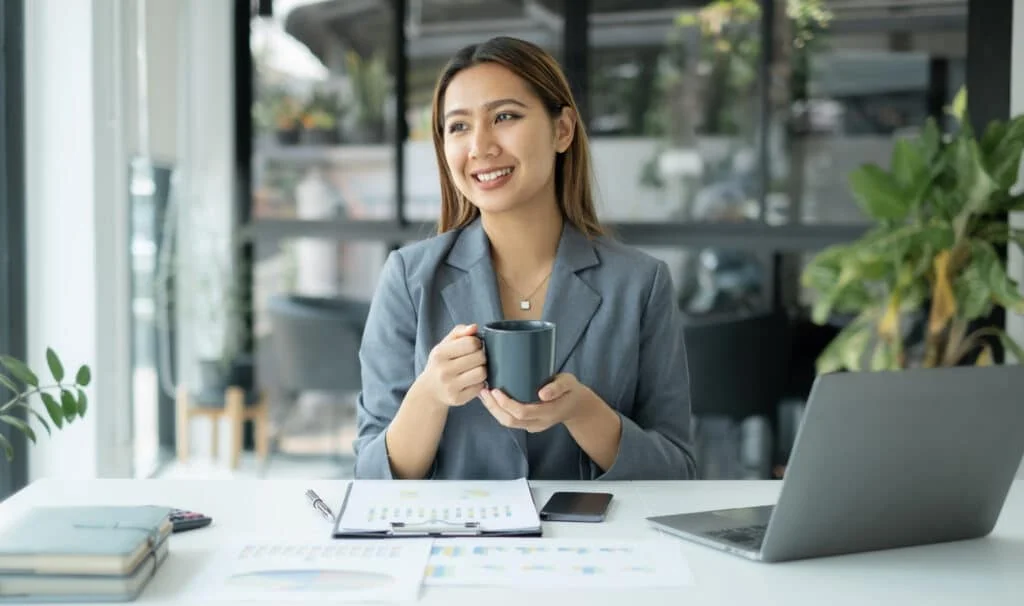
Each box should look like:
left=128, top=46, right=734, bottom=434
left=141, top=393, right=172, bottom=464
left=802, top=90, right=1024, bottom=373
left=0, top=349, right=91, bottom=461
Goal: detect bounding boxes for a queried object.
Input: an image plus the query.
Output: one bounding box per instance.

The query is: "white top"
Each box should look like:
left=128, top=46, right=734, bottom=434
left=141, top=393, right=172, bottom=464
left=2, top=478, right=1022, bottom=605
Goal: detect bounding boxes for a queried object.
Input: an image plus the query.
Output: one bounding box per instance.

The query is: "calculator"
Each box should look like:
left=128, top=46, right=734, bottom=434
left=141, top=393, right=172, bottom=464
left=169, top=508, right=213, bottom=533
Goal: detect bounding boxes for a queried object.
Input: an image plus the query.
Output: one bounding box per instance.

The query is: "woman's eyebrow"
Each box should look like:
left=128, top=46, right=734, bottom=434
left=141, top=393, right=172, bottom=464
left=444, top=98, right=528, bottom=122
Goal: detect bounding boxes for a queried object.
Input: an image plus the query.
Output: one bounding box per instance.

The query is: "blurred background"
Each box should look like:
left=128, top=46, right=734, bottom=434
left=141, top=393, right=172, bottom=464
left=1, top=0, right=1020, bottom=496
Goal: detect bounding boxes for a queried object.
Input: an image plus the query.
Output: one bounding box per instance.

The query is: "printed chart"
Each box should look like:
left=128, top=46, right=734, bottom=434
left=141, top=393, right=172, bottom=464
left=424, top=539, right=693, bottom=588
left=185, top=541, right=433, bottom=602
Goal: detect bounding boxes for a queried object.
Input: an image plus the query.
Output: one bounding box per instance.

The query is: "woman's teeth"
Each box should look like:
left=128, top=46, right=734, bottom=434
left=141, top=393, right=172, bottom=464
left=476, top=168, right=512, bottom=182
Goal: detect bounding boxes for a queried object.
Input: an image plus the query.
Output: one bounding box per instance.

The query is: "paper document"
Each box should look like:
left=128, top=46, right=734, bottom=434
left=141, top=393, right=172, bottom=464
left=423, top=538, right=694, bottom=588
left=336, top=477, right=541, bottom=534
left=184, top=540, right=432, bottom=603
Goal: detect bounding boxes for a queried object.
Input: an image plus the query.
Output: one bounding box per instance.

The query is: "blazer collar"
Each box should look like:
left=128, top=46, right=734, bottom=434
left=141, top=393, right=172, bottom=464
left=442, top=217, right=602, bottom=375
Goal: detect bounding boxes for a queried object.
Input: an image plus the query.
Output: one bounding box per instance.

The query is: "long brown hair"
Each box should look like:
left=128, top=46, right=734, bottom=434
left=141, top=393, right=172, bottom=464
left=430, top=36, right=603, bottom=237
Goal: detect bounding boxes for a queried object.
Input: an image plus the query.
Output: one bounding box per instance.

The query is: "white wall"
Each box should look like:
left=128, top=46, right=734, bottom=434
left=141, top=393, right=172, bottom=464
left=24, top=0, right=127, bottom=480
left=1009, top=0, right=1024, bottom=479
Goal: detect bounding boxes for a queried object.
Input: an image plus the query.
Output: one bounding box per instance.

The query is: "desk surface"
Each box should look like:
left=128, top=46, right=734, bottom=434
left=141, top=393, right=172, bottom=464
left=2, top=478, right=1022, bottom=605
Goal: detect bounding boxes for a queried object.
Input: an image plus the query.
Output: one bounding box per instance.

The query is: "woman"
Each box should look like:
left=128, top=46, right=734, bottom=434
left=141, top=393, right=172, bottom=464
left=353, top=36, right=696, bottom=480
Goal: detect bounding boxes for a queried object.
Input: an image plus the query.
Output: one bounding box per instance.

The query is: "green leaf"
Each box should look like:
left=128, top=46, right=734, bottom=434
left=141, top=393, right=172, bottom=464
left=918, top=117, right=941, bottom=161
left=954, top=261, right=992, bottom=321
left=816, top=315, right=873, bottom=374
left=75, top=365, right=91, bottom=387
left=76, top=389, right=88, bottom=416
left=985, top=116, right=1024, bottom=188
left=987, top=258, right=1024, bottom=313
left=999, top=331, right=1024, bottom=364
left=849, top=165, right=912, bottom=221
left=947, top=87, right=967, bottom=122
left=891, top=138, right=927, bottom=190
left=40, top=393, right=63, bottom=429
left=0, top=433, right=12, bottom=461
left=8, top=401, right=52, bottom=436
left=870, top=339, right=897, bottom=371
left=0, top=374, right=20, bottom=396
left=60, top=390, right=78, bottom=422
left=0, top=356, right=38, bottom=387
left=952, top=137, right=998, bottom=217
left=0, top=414, right=36, bottom=444
left=45, top=348, right=64, bottom=383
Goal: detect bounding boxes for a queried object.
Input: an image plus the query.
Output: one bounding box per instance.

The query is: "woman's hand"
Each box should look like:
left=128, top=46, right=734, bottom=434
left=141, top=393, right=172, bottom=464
left=479, top=373, right=595, bottom=433
left=415, top=324, right=487, bottom=409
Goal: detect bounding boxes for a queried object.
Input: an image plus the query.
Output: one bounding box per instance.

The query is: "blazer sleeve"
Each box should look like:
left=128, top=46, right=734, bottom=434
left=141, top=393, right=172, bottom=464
left=591, top=260, right=698, bottom=480
left=352, top=251, right=419, bottom=479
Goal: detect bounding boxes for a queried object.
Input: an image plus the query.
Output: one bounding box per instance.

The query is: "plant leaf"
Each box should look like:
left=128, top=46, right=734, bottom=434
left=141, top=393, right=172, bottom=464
left=987, top=258, right=1024, bottom=313
left=951, top=137, right=998, bottom=218
left=0, top=374, right=19, bottom=396
left=76, top=389, right=88, bottom=416
left=7, top=401, right=52, bottom=436
left=0, top=432, right=12, bottom=461
left=75, top=365, right=91, bottom=387
left=0, top=414, right=36, bottom=443
left=947, top=86, right=967, bottom=122
left=60, top=390, right=78, bottom=422
left=40, top=393, right=63, bottom=429
left=816, top=314, right=873, bottom=374
left=975, top=344, right=994, bottom=366
left=849, top=165, right=911, bottom=221
left=891, top=138, right=927, bottom=190
left=999, top=331, right=1024, bottom=364
left=0, top=356, right=38, bottom=387
left=45, top=348, right=64, bottom=383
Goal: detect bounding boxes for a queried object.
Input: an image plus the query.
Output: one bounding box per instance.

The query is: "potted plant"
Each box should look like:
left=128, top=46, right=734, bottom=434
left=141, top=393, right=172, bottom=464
left=300, top=86, right=344, bottom=145
left=802, top=90, right=1024, bottom=373
left=272, top=94, right=303, bottom=145
left=0, top=349, right=91, bottom=461
left=345, top=50, right=390, bottom=143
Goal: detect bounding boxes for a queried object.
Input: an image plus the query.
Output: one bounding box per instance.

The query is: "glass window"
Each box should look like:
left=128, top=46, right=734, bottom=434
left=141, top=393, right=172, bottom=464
left=251, top=0, right=397, bottom=221
left=403, top=0, right=565, bottom=222
left=770, top=0, right=967, bottom=225
left=588, top=1, right=763, bottom=224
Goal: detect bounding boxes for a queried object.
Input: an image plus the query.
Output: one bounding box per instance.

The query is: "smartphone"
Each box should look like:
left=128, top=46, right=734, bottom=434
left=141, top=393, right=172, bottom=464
left=538, top=491, right=613, bottom=522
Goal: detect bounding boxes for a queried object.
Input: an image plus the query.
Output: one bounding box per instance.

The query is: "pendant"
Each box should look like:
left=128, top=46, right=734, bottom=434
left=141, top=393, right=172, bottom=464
left=520, top=300, right=531, bottom=311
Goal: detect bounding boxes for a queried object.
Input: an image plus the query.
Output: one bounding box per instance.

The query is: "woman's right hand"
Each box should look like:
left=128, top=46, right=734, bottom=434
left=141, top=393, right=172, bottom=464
left=416, top=323, right=488, bottom=409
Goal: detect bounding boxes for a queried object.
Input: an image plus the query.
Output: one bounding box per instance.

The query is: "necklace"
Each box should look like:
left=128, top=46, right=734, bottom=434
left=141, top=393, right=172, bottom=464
left=497, top=270, right=552, bottom=311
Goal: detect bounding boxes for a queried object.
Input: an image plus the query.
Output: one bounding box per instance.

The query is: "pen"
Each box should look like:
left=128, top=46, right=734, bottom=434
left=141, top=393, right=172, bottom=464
left=305, top=489, right=335, bottom=522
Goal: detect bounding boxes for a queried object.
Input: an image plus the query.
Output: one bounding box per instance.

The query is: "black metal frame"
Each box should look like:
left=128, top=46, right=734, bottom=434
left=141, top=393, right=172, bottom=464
left=0, top=0, right=27, bottom=500
left=237, top=0, right=1011, bottom=259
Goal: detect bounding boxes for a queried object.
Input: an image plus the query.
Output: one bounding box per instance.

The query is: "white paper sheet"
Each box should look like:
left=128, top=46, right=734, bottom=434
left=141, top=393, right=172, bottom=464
left=423, top=538, right=694, bottom=588
left=336, top=477, right=541, bottom=534
left=184, top=540, right=433, bottom=602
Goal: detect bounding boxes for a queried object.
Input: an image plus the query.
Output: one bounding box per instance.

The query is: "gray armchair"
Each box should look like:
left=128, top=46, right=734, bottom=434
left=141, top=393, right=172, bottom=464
left=264, top=294, right=371, bottom=465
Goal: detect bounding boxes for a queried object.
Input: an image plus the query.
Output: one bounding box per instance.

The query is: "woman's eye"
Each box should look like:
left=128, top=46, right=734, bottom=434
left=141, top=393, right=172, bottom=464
left=495, top=112, right=519, bottom=123
left=447, top=122, right=467, bottom=134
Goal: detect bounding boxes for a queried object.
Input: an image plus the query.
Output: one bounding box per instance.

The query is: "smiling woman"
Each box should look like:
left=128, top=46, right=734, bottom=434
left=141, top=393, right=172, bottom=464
left=352, top=36, right=698, bottom=483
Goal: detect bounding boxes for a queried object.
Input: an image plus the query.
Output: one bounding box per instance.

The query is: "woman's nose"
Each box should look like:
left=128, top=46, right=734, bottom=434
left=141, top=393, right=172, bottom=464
left=469, top=126, right=497, bottom=159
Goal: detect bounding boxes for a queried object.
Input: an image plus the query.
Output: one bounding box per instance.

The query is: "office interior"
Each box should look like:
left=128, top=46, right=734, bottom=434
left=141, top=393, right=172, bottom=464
left=1, top=0, right=1022, bottom=501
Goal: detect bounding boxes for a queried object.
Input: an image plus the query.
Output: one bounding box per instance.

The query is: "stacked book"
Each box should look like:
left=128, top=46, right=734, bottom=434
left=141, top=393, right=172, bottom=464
left=0, top=505, right=172, bottom=603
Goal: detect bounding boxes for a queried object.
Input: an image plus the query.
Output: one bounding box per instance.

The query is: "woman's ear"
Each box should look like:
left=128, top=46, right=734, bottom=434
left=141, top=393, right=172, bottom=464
left=554, top=106, right=576, bottom=153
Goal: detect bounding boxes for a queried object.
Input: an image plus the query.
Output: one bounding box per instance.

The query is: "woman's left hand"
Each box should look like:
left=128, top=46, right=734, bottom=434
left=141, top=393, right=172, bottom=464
left=479, top=373, right=594, bottom=433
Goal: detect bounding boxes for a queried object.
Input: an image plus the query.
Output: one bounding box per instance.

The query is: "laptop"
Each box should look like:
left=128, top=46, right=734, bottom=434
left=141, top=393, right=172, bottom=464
left=647, top=364, right=1024, bottom=562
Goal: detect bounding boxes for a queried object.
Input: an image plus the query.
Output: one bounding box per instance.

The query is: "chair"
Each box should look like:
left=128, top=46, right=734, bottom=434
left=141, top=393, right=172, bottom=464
left=175, top=358, right=270, bottom=469
left=683, top=310, right=791, bottom=479
left=264, top=294, right=371, bottom=456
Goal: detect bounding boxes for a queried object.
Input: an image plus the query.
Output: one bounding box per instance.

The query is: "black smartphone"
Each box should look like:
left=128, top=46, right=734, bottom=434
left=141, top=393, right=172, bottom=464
left=538, top=491, right=613, bottom=522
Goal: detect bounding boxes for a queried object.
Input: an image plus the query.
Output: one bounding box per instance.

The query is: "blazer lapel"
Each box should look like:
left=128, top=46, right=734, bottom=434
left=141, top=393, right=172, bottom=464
left=542, top=224, right=602, bottom=375
left=440, top=220, right=503, bottom=329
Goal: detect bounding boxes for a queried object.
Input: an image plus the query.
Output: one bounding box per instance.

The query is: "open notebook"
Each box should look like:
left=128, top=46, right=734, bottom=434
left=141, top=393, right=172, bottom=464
left=333, top=477, right=543, bottom=537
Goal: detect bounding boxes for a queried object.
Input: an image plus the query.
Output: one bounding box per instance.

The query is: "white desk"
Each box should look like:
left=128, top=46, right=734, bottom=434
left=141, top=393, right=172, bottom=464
left=2, top=479, right=1023, bottom=605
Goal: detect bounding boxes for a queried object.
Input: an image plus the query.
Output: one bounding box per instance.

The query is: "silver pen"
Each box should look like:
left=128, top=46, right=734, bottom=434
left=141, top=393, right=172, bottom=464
left=305, top=489, right=335, bottom=522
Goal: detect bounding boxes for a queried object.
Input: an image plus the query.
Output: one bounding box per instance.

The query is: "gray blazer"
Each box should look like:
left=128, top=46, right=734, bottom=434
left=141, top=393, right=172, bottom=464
left=353, top=218, right=697, bottom=480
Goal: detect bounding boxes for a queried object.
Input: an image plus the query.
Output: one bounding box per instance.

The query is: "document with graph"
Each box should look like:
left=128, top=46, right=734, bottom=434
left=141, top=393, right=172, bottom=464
left=423, top=538, right=694, bottom=588
left=332, top=478, right=542, bottom=537
left=184, top=540, right=433, bottom=603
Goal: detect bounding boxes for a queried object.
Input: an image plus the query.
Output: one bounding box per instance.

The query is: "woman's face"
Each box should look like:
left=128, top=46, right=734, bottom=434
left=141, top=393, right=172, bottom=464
left=441, top=62, right=573, bottom=217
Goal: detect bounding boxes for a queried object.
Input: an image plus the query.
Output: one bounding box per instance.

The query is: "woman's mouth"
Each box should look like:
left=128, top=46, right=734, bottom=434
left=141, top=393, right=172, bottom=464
left=472, top=167, right=514, bottom=190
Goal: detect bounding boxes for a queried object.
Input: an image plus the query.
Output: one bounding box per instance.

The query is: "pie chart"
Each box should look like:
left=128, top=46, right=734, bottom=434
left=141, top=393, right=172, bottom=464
left=226, top=569, right=395, bottom=591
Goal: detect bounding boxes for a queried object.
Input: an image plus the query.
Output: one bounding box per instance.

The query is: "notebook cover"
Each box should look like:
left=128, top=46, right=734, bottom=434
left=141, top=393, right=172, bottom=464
left=0, top=506, right=172, bottom=576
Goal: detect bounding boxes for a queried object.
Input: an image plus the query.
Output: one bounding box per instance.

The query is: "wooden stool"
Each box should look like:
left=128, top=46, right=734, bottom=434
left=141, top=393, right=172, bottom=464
left=176, top=385, right=270, bottom=469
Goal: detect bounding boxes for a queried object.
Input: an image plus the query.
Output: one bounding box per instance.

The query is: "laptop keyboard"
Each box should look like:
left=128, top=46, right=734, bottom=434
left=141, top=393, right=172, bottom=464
left=704, top=524, right=767, bottom=548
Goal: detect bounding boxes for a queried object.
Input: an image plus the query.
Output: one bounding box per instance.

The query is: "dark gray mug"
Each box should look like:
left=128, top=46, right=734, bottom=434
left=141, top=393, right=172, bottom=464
left=479, top=320, right=556, bottom=403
